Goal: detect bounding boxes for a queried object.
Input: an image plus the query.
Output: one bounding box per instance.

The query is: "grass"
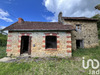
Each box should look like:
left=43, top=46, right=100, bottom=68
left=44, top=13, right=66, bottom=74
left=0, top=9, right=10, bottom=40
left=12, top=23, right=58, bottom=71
left=0, top=59, right=87, bottom=75
left=73, top=46, right=100, bottom=59
left=0, top=44, right=100, bottom=75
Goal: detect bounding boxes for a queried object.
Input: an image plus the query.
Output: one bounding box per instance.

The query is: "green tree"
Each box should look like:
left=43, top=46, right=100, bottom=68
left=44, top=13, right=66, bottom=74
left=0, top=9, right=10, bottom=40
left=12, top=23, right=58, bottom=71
left=92, top=14, right=100, bottom=39
left=92, top=14, right=100, bottom=30
left=95, top=4, right=100, bottom=10
left=0, top=33, right=7, bottom=47
left=94, top=4, right=100, bottom=39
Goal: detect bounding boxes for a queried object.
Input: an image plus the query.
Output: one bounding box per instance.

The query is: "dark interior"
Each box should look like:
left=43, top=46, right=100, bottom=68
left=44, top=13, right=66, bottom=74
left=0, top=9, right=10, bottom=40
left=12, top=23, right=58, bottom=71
left=76, top=40, right=83, bottom=49
left=21, top=36, right=29, bottom=54
left=46, top=36, right=57, bottom=49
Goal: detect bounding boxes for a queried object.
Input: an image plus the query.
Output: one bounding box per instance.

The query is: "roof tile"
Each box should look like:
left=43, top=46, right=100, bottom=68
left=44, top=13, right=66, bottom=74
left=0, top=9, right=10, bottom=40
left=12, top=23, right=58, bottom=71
left=4, top=21, right=74, bottom=31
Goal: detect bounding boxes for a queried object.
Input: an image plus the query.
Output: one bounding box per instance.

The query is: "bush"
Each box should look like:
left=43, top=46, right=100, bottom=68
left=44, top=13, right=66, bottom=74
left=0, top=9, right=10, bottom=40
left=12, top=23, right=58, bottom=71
left=92, top=14, right=100, bottom=39
left=98, top=30, right=100, bottom=39
left=0, top=47, right=6, bottom=58
left=0, top=33, right=7, bottom=47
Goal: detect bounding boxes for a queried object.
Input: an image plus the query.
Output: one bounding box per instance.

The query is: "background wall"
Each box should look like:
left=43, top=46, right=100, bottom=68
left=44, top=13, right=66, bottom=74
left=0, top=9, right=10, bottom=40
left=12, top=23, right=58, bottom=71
left=64, top=20, right=99, bottom=50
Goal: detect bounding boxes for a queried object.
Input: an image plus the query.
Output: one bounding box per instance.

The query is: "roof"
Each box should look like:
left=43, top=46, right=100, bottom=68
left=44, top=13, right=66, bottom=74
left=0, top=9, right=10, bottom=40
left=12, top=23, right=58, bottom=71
left=62, top=17, right=98, bottom=21
left=4, top=21, right=74, bottom=31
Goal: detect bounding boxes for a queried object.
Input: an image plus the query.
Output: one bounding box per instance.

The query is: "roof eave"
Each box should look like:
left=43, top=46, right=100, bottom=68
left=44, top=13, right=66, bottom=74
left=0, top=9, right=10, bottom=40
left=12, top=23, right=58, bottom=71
left=8, top=29, right=74, bottom=32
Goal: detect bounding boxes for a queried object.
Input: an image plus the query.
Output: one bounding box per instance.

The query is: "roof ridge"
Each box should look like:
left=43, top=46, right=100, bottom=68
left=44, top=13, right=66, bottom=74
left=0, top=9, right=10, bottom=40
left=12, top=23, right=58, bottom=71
left=24, top=21, right=58, bottom=23
left=62, top=17, right=98, bottom=21
left=62, top=17, right=89, bottom=18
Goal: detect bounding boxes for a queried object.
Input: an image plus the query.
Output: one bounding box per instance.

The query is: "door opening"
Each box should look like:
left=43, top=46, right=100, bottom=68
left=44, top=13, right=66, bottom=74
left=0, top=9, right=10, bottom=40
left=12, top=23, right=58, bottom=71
left=20, top=36, right=29, bottom=54
left=76, top=40, right=84, bottom=49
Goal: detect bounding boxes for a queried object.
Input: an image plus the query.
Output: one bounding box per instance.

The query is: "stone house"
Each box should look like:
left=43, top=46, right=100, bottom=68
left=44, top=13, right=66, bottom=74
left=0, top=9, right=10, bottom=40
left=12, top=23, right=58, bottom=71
left=4, top=12, right=99, bottom=57
left=58, top=12, right=99, bottom=50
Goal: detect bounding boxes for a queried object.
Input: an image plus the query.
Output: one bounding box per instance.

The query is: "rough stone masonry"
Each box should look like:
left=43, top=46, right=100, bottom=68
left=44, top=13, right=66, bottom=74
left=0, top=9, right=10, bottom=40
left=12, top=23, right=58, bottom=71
left=4, top=12, right=99, bottom=57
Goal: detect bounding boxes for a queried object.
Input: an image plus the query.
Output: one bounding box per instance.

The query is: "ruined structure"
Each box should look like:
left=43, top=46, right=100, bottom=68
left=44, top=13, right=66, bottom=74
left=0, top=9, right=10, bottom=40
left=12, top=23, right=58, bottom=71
left=58, top=12, right=99, bottom=50
left=4, top=12, right=99, bottom=57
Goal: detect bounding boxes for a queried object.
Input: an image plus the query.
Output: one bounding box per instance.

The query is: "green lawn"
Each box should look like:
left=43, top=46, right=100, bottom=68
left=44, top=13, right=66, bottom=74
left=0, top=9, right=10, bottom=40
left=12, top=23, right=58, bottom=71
left=0, top=45, right=100, bottom=75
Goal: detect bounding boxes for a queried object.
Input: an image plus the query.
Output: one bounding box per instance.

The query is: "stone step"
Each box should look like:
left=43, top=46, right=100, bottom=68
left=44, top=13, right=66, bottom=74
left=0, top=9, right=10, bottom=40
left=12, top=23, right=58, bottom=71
left=19, top=53, right=31, bottom=57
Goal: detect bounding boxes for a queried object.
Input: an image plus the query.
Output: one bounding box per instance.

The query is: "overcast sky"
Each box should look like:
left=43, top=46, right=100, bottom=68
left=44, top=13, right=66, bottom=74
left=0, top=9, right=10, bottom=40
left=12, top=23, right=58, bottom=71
left=0, top=0, right=100, bottom=28
left=43, top=0, right=100, bottom=22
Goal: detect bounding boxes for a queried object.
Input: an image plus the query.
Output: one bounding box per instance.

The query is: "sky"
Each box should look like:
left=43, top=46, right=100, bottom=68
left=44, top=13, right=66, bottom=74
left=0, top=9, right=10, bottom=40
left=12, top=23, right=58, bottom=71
left=0, top=0, right=100, bottom=29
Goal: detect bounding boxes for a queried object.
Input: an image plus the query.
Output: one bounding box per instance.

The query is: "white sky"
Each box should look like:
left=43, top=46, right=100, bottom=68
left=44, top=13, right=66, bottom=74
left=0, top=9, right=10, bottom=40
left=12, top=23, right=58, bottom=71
left=43, top=0, right=100, bottom=22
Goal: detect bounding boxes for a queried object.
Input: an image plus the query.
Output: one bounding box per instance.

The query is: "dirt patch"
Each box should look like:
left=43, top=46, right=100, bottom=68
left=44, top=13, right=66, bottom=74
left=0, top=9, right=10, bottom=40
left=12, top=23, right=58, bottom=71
left=0, top=56, right=82, bottom=63
left=68, top=57, right=82, bottom=61
left=0, top=57, right=15, bottom=62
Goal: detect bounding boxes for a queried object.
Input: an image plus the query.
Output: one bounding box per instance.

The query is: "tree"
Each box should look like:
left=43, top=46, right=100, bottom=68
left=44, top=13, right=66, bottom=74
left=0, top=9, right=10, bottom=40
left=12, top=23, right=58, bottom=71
left=0, top=33, right=7, bottom=47
left=95, top=4, right=100, bottom=10
left=94, top=4, right=100, bottom=39
left=92, top=14, right=100, bottom=30
left=92, top=14, right=100, bottom=39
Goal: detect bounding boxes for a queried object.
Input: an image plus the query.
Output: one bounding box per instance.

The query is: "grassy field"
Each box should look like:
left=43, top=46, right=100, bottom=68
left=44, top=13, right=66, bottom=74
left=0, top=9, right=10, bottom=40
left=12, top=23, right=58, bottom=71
left=0, top=45, right=100, bottom=75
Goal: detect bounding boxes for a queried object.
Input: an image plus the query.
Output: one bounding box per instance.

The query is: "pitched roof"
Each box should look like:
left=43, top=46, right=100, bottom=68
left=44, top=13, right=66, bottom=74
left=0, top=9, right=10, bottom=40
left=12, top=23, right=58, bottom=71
left=62, top=17, right=98, bottom=21
left=4, top=21, right=74, bottom=31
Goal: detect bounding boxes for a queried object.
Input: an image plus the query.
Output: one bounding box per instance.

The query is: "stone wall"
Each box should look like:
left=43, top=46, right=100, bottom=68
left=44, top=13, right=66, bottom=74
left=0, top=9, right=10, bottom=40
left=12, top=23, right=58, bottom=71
left=63, top=20, right=99, bottom=50
left=6, top=31, right=72, bottom=57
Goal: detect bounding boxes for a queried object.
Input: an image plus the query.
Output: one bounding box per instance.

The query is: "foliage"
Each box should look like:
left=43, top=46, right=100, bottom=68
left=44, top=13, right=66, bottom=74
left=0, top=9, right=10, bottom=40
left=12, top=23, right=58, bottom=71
left=95, top=4, right=100, bottom=10
left=92, top=14, right=100, bottom=38
left=98, top=29, right=100, bottom=39
left=92, top=14, right=100, bottom=29
left=0, top=47, right=6, bottom=58
left=0, top=33, right=7, bottom=47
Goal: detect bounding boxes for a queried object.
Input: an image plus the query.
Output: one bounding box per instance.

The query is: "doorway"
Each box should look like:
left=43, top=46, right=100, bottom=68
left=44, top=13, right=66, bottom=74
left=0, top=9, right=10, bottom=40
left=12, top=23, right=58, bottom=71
left=20, top=36, right=31, bottom=54
left=76, top=40, right=84, bottom=49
